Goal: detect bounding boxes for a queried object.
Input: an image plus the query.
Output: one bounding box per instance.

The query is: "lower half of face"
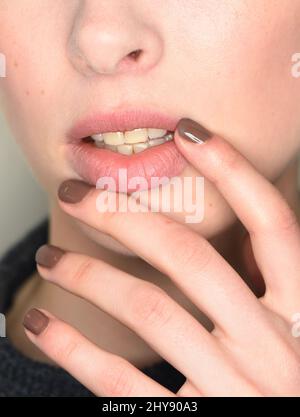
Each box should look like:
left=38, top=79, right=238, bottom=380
left=1, top=0, right=300, bottom=255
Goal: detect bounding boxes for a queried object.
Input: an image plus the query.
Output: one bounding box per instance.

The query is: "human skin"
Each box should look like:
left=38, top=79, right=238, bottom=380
left=1, top=0, right=300, bottom=244
left=1, top=0, right=300, bottom=395
left=23, top=130, right=300, bottom=396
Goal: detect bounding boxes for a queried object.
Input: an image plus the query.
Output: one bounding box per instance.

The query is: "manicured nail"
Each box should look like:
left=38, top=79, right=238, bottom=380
left=23, top=308, right=49, bottom=335
left=176, top=118, right=213, bottom=144
left=35, top=244, right=65, bottom=268
left=58, top=179, right=92, bottom=204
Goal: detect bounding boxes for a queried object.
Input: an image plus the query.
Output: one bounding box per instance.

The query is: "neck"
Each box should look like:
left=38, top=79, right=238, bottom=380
left=49, top=201, right=161, bottom=283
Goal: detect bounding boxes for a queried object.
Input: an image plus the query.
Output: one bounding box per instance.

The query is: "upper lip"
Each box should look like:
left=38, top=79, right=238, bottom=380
left=67, top=108, right=180, bottom=142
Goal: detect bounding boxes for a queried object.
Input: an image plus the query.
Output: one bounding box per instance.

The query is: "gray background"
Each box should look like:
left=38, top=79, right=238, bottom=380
left=0, top=113, right=48, bottom=257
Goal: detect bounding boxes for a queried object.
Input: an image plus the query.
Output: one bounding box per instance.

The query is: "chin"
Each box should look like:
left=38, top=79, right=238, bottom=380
left=77, top=221, right=139, bottom=256
left=77, top=197, right=238, bottom=257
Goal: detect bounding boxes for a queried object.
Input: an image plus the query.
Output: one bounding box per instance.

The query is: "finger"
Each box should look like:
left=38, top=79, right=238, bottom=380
left=56, top=181, right=264, bottom=340
left=36, top=246, right=260, bottom=396
left=22, top=308, right=175, bottom=397
left=177, top=381, right=202, bottom=397
left=175, top=118, right=300, bottom=307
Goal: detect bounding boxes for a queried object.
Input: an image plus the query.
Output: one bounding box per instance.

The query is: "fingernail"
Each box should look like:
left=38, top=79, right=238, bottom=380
left=176, top=118, right=213, bottom=144
left=23, top=308, right=49, bottom=335
left=35, top=244, right=65, bottom=268
left=58, top=179, right=92, bottom=204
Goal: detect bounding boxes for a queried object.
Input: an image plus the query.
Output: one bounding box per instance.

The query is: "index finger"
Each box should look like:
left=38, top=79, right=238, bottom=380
left=175, top=117, right=300, bottom=309
left=57, top=180, right=265, bottom=340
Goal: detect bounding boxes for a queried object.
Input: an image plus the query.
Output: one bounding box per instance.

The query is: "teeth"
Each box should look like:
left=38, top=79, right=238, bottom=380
left=91, top=133, right=104, bottom=142
left=90, top=128, right=174, bottom=155
left=117, top=144, right=133, bottom=155
left=124, top=128, right=148, bottom=144
left=133, top=142, right=149, bottom=153
left=105, top=144, right=118, bottom=152
left=95, top=141, right=105, bottom=148
left=148, top=128, right=167, bottom=139
left=103, top=132, right=125, bottom=145
left=148, top=137, right=166, bottom=147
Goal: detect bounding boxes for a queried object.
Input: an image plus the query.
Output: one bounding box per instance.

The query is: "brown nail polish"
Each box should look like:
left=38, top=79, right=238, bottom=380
left=23, top=308, right=49, bottom=335
left=58, top=179, right=92, bottom=204
left=35, top=244, right=65, bottom=268
left=176, top=118, right=212, bottom=144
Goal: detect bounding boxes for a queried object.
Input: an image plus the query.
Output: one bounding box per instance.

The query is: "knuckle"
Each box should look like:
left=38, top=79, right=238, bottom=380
left=102, top=359, right=134, bottom=397
left=220, top=147, right=241, bottom=173
left=100, top=196, right=128, bottom=231
left=102, top=209, right=119, bottom=226
left=58, top=338, right=79, bottom=364
left=161, top=220, right=211, bottom=274
left=276, top=349, right=300, bottom=394
left=70, top=258, right=95, bottom=287
left=47, top=323, right=79, bottom=364
left=128, top=283, right=174, bottom=329
left=177, top=381, right=202, bottom=397
left=251, top=201, right=299, bottom=236
left=208, top=138, right=242, bottom=183
left=271, top=204, right=299, bottom=234
left=173, top=233, right=212, bottom=274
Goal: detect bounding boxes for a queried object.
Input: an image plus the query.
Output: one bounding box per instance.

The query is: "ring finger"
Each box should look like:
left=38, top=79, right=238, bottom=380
left=35, top=245, right=260, bottom=396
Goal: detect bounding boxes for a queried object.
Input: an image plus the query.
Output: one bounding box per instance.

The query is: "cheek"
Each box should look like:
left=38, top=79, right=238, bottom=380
left=135, top=164, right=237, bottom=238
left=171, top=1, right=300, bottom=178
left=0, top=54, right=57, bottom=191
left=0, top=8, right=72, bottom=191
left=222, top=15, right=300, bottom=178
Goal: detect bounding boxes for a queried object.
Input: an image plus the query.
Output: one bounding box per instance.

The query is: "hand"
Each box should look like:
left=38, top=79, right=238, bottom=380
left=23, top=118, right=300, bottom=396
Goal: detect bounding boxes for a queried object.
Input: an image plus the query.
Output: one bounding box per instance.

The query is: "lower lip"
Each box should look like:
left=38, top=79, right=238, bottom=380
left=66, top=139, right=187, bottom=192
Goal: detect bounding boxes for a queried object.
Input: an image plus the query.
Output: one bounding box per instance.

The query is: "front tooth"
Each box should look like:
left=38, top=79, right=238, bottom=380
left=103, top=132, right=125, bottom=145
left=105, top=144, right=118, bottom=152
left=147, top=128, right=167, bottom=139
left=117, top=144, right=133, bottom=155
left=148, top=137, right=166, bottom=147
left=133, top=143, right=149, bottom=153
left=91, top=133, right=104, bottom=142
left=95, top=141, right=105, bottom=148
left=124, top=128, right=148, bottom=144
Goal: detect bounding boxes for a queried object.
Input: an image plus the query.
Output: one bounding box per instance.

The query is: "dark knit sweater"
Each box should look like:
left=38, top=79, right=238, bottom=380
left=0, top=220, right=185, bottom=397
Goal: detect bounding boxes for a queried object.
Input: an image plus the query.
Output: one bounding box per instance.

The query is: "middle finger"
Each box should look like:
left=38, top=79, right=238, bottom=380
left=57, top=182, right=265, bottom=340
left=36, top=245, right=259, bottom=396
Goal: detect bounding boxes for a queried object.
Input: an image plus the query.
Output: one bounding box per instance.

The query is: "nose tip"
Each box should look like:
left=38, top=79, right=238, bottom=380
left=68, top=9, right=163, bottom=77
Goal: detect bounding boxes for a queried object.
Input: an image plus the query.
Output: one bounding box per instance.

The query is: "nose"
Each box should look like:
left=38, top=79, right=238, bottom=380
left=68, top=0, right=163, bottom=76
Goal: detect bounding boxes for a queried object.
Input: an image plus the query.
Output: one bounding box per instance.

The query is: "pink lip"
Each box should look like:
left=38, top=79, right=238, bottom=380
left=66, top=109, right=187, bottom=191
left=68, top=108, right=180, bottom=140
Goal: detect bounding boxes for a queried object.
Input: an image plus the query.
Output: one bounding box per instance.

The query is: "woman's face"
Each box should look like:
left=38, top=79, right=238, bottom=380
left=1, top=0, right=300, bottom=252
